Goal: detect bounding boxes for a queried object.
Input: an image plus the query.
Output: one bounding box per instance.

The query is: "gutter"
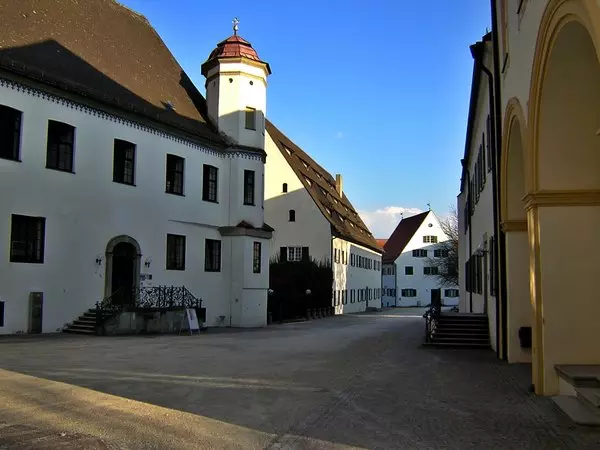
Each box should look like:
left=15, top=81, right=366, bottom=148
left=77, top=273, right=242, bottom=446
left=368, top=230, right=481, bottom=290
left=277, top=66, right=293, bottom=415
left=467, top=169, right=473, bottom=312
left=490, top=0, right=508, bottom=360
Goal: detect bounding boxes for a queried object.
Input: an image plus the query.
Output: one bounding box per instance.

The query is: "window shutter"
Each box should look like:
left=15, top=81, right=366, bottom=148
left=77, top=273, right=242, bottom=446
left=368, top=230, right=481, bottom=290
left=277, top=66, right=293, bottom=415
left=302, top=247, right=309, bottom=262
left=280, top=246, right=287, bottom=262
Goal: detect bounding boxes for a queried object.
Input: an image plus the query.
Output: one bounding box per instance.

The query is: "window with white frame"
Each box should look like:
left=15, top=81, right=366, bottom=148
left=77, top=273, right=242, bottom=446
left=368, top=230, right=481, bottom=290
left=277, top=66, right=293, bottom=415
left=423, top=266, right=439, bottom=275
left=444, top=289, right=459, bottom=298
left=423, top=235, right=438, bottom=243
left=401, top=289, right=417, bottom=297
left=287, top=246, right=302, bottom=262
left=412, top=249, right=427, bottom=257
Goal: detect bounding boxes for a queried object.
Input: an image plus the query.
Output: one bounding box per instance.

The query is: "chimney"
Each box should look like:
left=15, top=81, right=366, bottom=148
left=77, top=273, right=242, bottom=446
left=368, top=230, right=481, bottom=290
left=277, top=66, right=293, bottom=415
left=335, top=174, right=343, bottom=197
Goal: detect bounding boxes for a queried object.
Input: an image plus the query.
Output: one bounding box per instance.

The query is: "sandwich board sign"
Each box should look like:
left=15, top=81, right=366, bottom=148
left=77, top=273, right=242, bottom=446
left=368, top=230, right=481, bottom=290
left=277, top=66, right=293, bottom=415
left=184, top=308, right=200, bottom=335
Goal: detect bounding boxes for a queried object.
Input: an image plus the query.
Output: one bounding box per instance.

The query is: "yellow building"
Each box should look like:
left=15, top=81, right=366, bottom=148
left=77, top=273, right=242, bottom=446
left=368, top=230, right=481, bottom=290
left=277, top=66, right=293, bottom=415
left=460, top=0, right=600, bottom=409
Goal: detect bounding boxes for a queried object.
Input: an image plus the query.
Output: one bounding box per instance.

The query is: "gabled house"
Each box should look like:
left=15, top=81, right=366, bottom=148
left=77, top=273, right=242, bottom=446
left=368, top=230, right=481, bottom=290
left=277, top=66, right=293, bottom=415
left=264, top=122, right=383, bottom=314
left=382, top=210, right=458, bottom=308
left=0, top=0, right=274, bottom=333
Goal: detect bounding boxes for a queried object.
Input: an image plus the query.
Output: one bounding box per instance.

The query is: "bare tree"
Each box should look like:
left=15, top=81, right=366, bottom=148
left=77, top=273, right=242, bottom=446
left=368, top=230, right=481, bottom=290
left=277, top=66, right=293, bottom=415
left=426, top=206, right=458, bottom=287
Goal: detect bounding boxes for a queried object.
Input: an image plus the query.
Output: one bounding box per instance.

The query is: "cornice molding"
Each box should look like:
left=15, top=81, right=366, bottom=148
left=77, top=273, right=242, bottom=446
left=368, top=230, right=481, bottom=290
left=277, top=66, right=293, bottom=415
left=0, top=75, right=227, bottom=158
left=523, top=189, right=600, bottom=210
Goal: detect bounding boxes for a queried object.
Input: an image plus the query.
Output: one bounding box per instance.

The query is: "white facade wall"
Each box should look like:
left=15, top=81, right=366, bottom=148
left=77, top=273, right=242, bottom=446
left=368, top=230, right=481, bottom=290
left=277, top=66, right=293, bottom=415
left=332, top=238, right=382, bottom=314
left=0, top=77, right=269, bottom=334
left=381, top=264, right=397, bottom=307
left=395, top=211, right=459, bottom=307
left=460, top=41, right=497, bottom=317
left=264, top=132, right=331, bottom=263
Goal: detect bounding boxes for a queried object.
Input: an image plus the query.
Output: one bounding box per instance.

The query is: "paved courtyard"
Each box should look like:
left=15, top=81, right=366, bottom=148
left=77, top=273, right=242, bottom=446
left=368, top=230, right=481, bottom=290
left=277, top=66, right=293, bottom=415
left=0, top=309, right=599, bottom=449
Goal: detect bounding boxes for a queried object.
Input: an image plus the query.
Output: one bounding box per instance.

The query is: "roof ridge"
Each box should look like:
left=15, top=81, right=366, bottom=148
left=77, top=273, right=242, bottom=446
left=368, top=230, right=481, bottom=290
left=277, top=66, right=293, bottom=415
left=110, top=0, right=150, bottom=25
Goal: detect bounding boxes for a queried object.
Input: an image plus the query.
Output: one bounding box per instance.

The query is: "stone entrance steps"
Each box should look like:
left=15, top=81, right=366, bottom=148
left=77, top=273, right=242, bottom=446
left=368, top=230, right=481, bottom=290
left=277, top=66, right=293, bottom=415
left=552, top=365, right=600, bottom=426
left=63, top=309, right=113, bottom=335
left=425, top=313, right=490, bottom=348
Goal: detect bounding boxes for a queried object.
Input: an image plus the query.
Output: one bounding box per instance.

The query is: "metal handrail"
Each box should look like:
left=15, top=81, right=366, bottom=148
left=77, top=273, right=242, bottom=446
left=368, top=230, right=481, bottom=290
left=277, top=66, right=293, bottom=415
left=423, top=298, right=442, bottom=343
left=95, top=285, right=202, bottom=329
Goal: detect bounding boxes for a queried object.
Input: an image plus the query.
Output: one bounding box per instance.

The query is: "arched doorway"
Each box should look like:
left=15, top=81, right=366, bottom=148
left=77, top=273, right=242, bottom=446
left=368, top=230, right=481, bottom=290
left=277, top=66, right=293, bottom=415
left=501, top=100, right=531, bottom=364
left=528, top=4, right=600, bottom=394
left=104, top=235, right=142, bottom=304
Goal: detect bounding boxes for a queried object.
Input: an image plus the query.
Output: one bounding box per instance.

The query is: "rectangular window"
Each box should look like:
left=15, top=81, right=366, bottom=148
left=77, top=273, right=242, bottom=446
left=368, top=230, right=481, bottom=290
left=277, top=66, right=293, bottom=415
left=243, top=169, right=255, bottom=205
left=0, top=105, right=22, bottom=161
left=423, top=235, right=438, bottom=244
left=401, top=289, right=417, bottom=297
left=405, top=266, right=413, bottom=275
left=46, top=120, right=75, bottom=172
left=113, top=139, right=135, bottom=185
left=351, top=253, right=355, bottom=266
left=434, top=249, right=449, bottom=258
left=253, top=241, right=261, bottom=273
left=245, top=107, right=256, bottom=130
left=424, top=266, right=439, bottom=275
left=166, top=234, right=185, bottom=270
left=444, top=289, right=459, bottom=298
left=412, top=249, right=427, bottom=258
left=205, top=239, right=222, bottom=272
left=202, top=164, right=218, bottom=202
left=486, top=115, right=492, bottom=172
left=0, top=301, right=4, bottom=327
left=490, top=237, right=496, bottom=296
left=287, top=246, right=302, bottom=262
left=166, top=154, right=184, bottom=195
left=10, top=214, right=45, bottom=263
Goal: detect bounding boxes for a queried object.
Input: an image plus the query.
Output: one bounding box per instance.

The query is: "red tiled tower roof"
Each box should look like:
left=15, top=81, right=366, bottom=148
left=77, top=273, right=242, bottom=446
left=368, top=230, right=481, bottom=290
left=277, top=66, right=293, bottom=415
left=202, top=33, right=271, bottom=76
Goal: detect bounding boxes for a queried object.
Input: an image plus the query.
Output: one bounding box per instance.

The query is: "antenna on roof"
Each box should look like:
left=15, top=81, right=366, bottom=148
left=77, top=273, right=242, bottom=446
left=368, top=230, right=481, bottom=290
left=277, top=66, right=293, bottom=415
left=232, top=17, right=240, bottom=35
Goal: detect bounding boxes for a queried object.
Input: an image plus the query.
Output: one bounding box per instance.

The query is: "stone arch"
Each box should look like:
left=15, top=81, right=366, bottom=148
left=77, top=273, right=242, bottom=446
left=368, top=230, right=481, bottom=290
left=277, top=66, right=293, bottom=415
left=526, top=0, right=600, bottom=395
left=528, top=0, right=600, bottom=191
left=104, top=235, right=142, bottom=299
left=500, top=97, right=530, bottom=223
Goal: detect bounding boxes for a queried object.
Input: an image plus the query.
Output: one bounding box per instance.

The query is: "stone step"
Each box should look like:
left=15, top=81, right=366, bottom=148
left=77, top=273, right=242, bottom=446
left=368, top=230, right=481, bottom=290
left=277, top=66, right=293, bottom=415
left=63, top=327, right=95, bottom=335
left=552, top=395, right=600, bottom=426
left=434, top=333, right=490, bottom=340
left=438, top=320, right=488, bottom=326
left=424, top=341, right=491, bottom=348
left=74, top=317, right=96, bottom=324
left=576, top=387, right=600, bottom=409
left=431, top=337, right=490, bottom=345
left=64, top=324, right=95, bottom=333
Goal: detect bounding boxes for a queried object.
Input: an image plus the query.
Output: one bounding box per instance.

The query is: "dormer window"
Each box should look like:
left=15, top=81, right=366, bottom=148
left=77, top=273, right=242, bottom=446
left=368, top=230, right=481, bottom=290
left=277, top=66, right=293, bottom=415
left=245, top=107, right=256, bottom=130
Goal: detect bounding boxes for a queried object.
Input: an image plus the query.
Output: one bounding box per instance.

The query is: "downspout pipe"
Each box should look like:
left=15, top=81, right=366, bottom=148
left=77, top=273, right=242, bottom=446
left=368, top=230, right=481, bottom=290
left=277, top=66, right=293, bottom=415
left=471, top=41, right=502, bottom=356
left=490, top=0, right=508, bottom=361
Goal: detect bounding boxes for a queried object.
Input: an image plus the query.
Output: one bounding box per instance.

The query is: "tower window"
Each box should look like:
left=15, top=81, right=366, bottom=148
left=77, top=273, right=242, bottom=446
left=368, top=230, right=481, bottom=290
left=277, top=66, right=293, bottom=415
left=289, top=209, right=296, bottom=222
left=245, top=107, right=256, bottom=130
left=282, top=183, right=288, bottom=193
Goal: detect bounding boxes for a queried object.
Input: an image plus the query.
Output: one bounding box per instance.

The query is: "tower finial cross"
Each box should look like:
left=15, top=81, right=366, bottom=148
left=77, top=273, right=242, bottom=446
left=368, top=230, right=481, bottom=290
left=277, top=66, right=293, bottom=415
left=427, top=202, right=431, bottom=211
left=232, top=17, right=240, bottom=35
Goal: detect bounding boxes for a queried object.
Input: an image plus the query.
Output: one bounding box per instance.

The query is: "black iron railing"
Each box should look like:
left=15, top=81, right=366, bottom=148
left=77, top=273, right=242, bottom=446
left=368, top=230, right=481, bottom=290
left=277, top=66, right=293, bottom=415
left=423, top=296, right=442, bottom=343
left=95, top=285, right=202, bottom=328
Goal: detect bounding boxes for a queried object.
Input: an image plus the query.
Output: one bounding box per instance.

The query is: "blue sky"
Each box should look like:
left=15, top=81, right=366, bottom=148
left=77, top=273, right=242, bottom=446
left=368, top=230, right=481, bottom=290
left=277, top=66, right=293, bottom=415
left=121, top=0, right=490, bottom=237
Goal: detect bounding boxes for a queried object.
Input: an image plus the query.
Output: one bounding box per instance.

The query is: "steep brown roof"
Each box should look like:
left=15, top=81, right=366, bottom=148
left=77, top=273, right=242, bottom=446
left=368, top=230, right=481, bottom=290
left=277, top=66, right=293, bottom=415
left=0, top=0, right=225, bottom=147
left=382, top=211, right=429, bottom=263
left=376, top=239, right=388, bottom=248
left=266, top=120, right=382, bottom=254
